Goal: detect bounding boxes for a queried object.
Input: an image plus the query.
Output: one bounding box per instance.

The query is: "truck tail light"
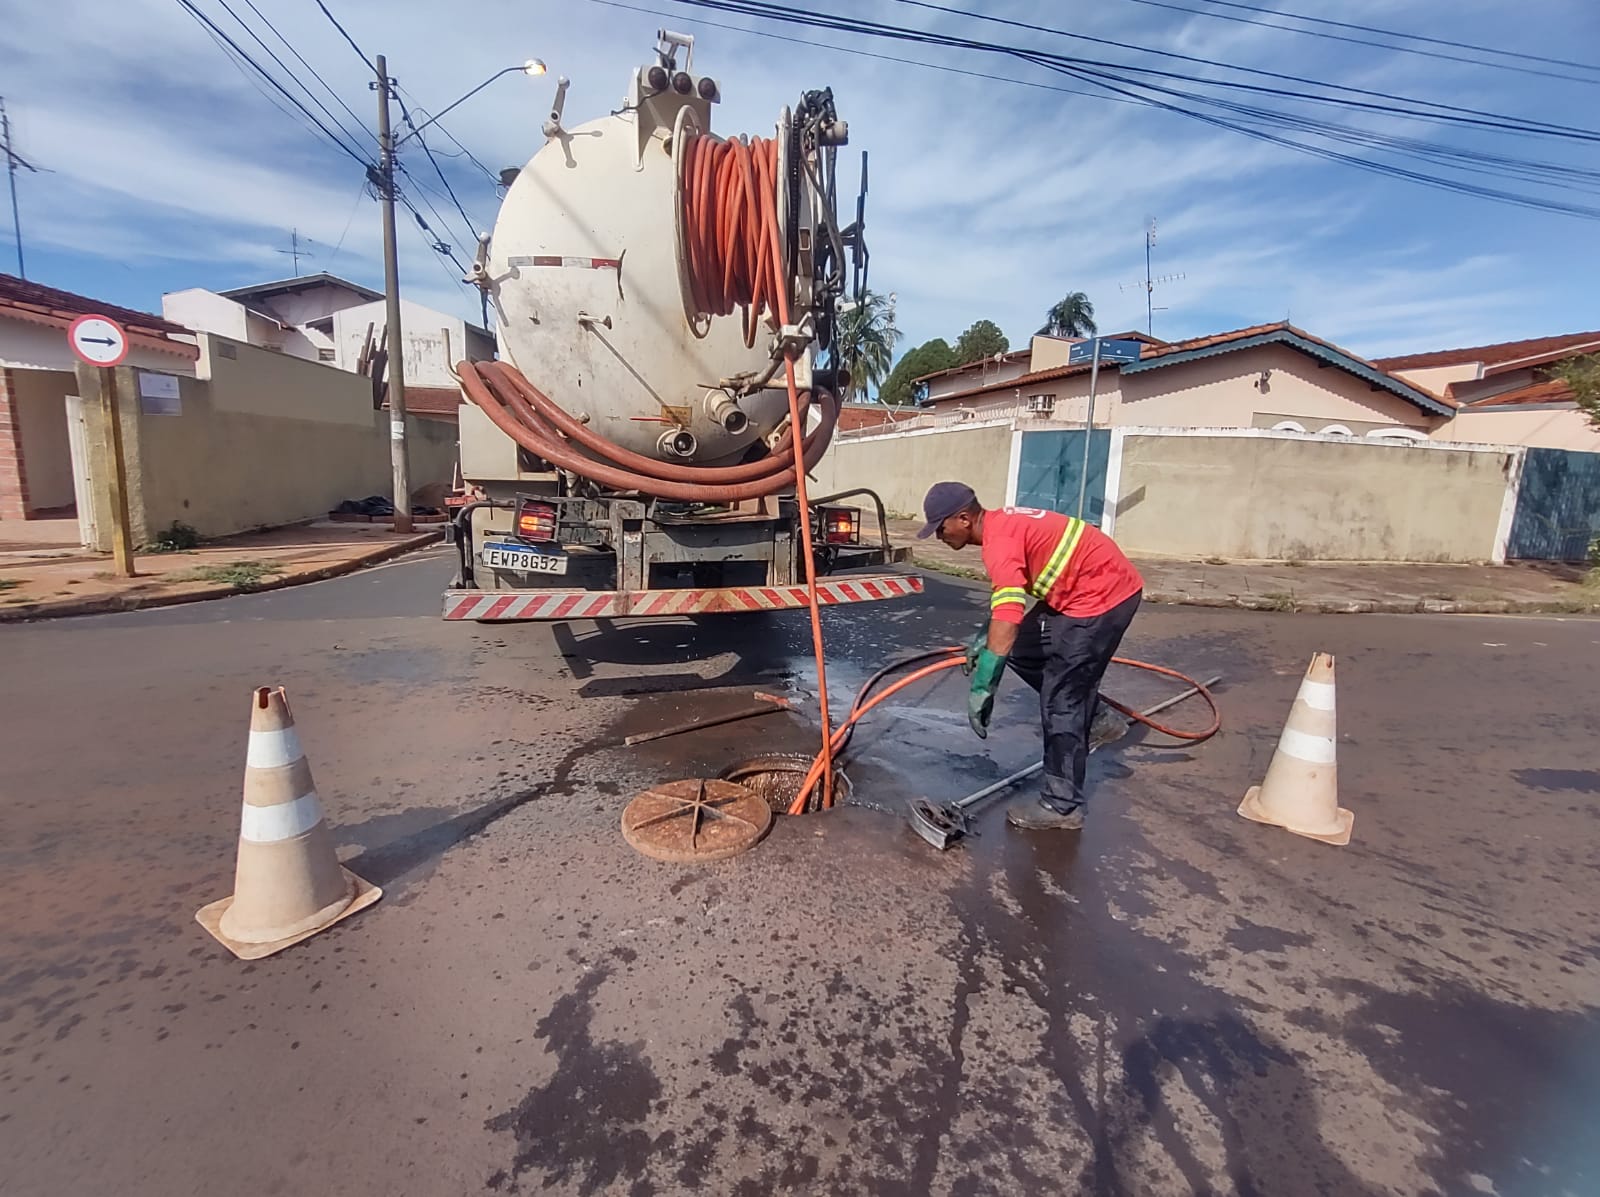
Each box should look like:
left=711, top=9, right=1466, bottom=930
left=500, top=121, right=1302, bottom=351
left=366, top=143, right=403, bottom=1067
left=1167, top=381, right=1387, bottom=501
left=820, top=506, right=860, bottom=545
left=515, top=499, right=559, bottom=543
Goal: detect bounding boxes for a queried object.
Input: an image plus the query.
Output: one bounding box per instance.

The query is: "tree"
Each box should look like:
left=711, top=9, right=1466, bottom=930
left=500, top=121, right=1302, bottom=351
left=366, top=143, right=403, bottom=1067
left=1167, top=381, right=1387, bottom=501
left=879, top=338, right=959, bottom=406
left=1553, top=353, right=1600, bottom=430
left=1041, top=292, right=1098, bottom=339
left=829, top=290, right=901, bottom=402
left=954, top=319, right=1010, bottom=365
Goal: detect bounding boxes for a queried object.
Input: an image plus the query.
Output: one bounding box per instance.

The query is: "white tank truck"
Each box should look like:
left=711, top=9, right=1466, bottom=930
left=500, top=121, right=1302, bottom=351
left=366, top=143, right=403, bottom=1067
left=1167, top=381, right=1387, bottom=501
left=443, top=31, right=920, bottom=622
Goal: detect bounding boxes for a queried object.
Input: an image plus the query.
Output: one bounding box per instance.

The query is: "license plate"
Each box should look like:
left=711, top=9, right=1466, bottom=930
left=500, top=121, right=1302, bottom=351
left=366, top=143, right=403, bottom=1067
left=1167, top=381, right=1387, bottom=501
left=480, top=541, right=569, bottom=575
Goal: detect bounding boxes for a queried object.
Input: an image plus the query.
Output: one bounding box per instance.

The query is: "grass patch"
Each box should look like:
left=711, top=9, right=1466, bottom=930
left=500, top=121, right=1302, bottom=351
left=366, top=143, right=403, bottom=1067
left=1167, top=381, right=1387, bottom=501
left=169, top=560, right=285, bottom=589
left=0, top=578, right=24, bottom=592
left=146, top=521, right=201, bottom=553
left=910, top=554, right=988, bottom=583
left=1203, top=556, right=1227, bottom=566
left=1583, top=566, right=1600, bottom=590
left=1259, top=591, right=1298, bottom=612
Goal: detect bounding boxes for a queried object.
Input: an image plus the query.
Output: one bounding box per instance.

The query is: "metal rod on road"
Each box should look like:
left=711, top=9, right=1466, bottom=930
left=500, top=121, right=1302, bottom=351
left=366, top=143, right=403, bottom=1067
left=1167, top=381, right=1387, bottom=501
left=1075, top=336, right=1102, bottom=520
left=375, top=54, right=414, bottom=534
left=623, top=695, right=791, bottom=746
left=949, top=675, right=1223, bottom=811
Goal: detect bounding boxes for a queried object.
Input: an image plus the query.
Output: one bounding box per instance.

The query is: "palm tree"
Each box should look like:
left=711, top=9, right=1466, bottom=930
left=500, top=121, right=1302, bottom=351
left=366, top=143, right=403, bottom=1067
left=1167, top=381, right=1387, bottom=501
left=830, top=290, right=901, bottom=402
left=1041, top=292, right=1098, bottom=339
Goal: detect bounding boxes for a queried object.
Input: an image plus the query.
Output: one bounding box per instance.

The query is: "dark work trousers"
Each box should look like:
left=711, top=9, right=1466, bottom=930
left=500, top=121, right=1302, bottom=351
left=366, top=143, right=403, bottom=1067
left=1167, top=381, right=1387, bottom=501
left=1005, top=591, right=1142, bottom=812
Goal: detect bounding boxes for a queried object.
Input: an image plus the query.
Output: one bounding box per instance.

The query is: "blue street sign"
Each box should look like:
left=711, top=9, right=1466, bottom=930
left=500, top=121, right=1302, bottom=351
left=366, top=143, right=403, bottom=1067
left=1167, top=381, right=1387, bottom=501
left=1067, top=337, right=1143, bottom=365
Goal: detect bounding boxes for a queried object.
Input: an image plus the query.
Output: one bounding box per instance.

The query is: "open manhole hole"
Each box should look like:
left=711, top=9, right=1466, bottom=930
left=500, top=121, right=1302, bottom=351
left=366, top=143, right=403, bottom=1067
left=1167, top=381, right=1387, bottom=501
left=718, top=753, right=853, bottom=815
left=621, top=779, right=773, bottom=862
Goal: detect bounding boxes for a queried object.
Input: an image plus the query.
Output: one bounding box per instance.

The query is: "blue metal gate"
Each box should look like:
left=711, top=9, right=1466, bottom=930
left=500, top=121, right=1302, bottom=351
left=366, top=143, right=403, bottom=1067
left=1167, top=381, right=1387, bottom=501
left=1015, top=429, right=1111, bottom=524
left=1507, top=448, right=1600, bottom=561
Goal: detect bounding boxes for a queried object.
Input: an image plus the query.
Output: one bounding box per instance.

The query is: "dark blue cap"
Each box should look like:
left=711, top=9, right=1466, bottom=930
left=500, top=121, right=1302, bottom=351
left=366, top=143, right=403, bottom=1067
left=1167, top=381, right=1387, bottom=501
left=916, top=481, right=977, bottom=539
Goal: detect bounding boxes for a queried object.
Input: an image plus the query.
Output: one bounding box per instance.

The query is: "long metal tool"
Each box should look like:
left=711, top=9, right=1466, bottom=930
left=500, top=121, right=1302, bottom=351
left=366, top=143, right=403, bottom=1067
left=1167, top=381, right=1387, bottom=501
left=907, top=675, right=1223, bottom=851
left=623, top=693, right=790, bottom=746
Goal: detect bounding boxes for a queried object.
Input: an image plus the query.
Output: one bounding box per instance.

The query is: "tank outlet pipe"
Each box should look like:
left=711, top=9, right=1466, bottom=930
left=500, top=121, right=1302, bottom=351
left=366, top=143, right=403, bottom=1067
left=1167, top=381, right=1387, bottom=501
left=657, top=427, right=698, bottom=459
left=704, top=388, right=749, bottom=435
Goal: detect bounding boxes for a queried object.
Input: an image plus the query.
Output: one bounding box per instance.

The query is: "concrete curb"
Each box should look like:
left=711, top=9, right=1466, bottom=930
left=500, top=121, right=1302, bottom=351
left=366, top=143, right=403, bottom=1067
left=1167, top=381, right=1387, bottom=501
left=0, top=531, right=443, bottom=623
left=903, top=559, right=1600, bottom=618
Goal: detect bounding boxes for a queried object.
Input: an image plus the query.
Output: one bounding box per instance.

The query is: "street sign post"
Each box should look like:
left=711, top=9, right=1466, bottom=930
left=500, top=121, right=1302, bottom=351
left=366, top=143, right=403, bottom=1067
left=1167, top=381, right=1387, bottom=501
left=67, top=315, right=135, bottom=576
left=1067, top=337, right=1142, bottom=366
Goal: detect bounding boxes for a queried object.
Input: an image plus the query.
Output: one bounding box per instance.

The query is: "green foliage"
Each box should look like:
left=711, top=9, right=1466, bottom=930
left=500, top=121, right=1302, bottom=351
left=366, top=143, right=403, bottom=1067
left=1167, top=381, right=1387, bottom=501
left=1042, top=292, right=1098, bottom=339
left=0, top=578, right=23, bottom=592
left=146, top=520, right=201, bottom=553
left=830, top=290, right=902, bottom=401
left=1552, top=353, right=1600, bottom=430
left=954, top=319, right=1010, bottom=365
left=880, top=338, right=959, bottom=406
left=170, top=560, right=284, bottom=589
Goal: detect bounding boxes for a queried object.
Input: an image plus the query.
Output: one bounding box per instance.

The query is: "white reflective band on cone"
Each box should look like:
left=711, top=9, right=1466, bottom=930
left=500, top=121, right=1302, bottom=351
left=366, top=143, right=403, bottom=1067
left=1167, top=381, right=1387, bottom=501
left=239, top=792, right=325, bottom=843
left=247, top=727, right=305, bottom=769
left=1298, top=680, right=1337, bottom=712
left=1277, top=727, right=1338, bottom=765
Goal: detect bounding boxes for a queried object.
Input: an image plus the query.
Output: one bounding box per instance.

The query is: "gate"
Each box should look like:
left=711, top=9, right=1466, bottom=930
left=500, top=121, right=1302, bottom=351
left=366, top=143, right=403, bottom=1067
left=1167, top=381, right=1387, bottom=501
left=1507, top=448, right=1600, bottom=561
left=1015, top=429, right=1111, bottom=524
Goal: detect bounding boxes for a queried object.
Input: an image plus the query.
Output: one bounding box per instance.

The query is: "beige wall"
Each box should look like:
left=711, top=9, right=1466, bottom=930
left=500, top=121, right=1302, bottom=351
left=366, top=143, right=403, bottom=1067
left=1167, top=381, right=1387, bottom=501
left=75, top=337, right=456, bottom=547
left=1114, top=344, right=1434, bottom=432
left=811, top=422, right=1013, bottom=516
left=1110, top=430, right=1513, bottom=562
left=11, top=369, right=76, bottom=510
left=1390, top=362, right=1478, bottom=393
left=1443, top=406, right=1600, bottom=452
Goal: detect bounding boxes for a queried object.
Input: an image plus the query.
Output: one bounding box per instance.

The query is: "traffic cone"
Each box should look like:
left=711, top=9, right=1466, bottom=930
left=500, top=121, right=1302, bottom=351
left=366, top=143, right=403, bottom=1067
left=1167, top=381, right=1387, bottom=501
left=196, top=687, right=381, bottom=959
left=1238, top=652, right=1353, bottom=846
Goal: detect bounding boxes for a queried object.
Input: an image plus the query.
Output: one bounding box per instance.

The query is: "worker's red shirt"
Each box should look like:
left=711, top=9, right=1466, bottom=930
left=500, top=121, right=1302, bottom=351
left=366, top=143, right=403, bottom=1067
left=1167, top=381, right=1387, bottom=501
left=980, top=506, right=1143, bottom=623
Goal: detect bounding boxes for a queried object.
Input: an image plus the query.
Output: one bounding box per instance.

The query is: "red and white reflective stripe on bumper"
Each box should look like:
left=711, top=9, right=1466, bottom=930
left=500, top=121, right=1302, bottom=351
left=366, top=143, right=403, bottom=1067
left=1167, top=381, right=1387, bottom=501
left=442, top=574, right=923, bottom=620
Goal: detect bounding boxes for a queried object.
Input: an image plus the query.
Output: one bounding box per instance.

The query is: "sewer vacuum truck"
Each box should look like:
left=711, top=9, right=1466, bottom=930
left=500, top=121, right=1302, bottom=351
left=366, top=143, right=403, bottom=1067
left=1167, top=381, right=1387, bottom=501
left=444, top=31, right=920, bottom=622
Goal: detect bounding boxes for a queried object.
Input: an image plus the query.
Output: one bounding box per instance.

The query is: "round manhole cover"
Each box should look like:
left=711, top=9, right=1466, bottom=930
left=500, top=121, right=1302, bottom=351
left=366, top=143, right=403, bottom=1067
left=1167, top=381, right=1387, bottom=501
left=621, top=779, right=774, bottom=863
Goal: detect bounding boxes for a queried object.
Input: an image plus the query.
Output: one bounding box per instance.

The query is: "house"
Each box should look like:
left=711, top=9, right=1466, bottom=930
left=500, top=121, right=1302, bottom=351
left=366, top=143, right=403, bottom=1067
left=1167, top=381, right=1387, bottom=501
left=920, top=321, right=1452, bottom=439
left=837, top=402, right=918, bottom=434
left=162, top=273, right=496, bottom=422
left=913, top=348, right=1032, bottom=403
left=1375, top=331, right=1600, bottom=452
left=0, top=273, right=198, bottom=525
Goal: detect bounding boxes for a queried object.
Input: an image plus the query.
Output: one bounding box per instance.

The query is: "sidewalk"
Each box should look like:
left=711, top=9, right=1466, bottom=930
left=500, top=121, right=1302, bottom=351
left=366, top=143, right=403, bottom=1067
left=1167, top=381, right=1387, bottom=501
left=0, top=522, right=442, bottom=621
left=882, top=519, right=1600, bottom=615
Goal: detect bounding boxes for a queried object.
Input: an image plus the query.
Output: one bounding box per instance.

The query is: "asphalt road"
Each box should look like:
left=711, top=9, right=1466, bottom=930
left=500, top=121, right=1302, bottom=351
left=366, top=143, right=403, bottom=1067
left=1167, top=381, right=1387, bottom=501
left=3, top=548, right=1599, bottom=1196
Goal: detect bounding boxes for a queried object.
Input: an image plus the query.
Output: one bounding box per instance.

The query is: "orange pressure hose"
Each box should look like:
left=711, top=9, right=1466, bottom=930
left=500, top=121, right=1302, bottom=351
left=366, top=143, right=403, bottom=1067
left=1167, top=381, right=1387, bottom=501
left=786, top=653, right=1223, bottom=815
left=682, top=132, right=836, bottom=806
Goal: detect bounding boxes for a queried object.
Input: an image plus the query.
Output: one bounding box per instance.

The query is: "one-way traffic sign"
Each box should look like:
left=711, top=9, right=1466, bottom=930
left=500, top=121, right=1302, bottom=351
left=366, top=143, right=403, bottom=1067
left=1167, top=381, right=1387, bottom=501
left=68, top=314, right=130, bottom=367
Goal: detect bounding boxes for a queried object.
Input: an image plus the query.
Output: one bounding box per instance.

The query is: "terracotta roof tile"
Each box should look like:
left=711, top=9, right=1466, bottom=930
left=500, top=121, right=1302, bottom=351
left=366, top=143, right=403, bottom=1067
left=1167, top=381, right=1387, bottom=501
left=386, top=385, right=462, bottom=419
left=1461, top=379, right=1574, bottom=408
left=838, top=404, right=916, bottom=431
left=1374, top=331, right=1600, bottom=372
left=0, top=272, right=191, bottom=339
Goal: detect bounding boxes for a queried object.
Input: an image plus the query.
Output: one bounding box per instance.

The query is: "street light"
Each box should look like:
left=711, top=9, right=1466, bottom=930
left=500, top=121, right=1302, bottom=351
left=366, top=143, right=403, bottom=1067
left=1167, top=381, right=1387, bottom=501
left=396, top=60, right=548, bottom=145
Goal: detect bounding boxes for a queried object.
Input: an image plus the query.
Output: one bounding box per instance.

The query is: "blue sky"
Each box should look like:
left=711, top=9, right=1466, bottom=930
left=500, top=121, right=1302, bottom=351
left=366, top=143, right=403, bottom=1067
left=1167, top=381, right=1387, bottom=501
left=4, top=0, right=1598, bottom=362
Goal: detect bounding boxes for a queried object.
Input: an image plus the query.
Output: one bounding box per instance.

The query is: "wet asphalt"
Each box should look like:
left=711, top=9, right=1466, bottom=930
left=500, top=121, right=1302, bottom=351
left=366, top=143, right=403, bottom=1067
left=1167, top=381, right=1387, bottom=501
left=2, top=546, right=1599, bottom=1195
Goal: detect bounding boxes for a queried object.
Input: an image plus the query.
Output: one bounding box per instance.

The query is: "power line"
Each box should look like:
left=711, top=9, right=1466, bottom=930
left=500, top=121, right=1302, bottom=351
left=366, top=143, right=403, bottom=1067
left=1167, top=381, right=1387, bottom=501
left=397, top=87, right=503, bottom=185
left=175, top=0, right=374, bottom=167
left=238, top=0, right=374, bottom=142
left=1156, top=0, right=1600, bottom=77
left=880, top=0, right=1600, bottom=141
left=213, top=0, right=374, bottom=154
left=393, top=91, right=484, bottom=242
left=1114, top=0, right=1600, bottom=87
left=587, top=0, right=1140, bottom=107
left=313, top=0, right=372, bottom=69
left=650, top=0, right=1600, bottom=218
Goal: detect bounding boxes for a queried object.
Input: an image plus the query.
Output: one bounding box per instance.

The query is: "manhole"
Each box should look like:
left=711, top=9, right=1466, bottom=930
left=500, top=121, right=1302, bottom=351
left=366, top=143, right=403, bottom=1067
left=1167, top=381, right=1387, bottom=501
left=718, top=753, right=853, bottom=815
left=620, top=779, right=773, bottom=862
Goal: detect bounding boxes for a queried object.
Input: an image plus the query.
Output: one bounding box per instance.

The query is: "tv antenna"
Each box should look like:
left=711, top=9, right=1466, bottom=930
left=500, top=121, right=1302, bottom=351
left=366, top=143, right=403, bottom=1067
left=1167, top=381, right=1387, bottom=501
left=277, top=228, right=316, bottom=274
left=1119, top=217, right=1185, bottom=336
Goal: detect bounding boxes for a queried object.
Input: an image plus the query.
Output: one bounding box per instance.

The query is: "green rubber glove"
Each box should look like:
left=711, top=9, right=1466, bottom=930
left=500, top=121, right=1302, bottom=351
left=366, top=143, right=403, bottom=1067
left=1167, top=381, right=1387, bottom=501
left=962, top=629, right=987, bottom=676
left=967, top=648, right=1007, bottom=739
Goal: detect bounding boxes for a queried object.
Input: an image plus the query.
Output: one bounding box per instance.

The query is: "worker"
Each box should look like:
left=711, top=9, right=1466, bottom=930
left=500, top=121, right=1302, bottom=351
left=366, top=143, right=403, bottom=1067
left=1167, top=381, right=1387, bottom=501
left=917, top=481, right=1144, bottom=831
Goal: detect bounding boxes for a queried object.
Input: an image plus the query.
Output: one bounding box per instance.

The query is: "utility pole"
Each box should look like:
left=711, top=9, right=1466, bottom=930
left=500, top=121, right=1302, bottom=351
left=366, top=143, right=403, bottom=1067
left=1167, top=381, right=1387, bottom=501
left=1, top=97, right=38, bottom=279
left=372, top=55, right=413, bottom=533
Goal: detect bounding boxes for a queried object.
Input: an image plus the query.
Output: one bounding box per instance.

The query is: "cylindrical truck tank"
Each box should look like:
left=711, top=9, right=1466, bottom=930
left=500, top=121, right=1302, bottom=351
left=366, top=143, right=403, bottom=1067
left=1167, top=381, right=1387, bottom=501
left=487, top=64, right=809, bottom=466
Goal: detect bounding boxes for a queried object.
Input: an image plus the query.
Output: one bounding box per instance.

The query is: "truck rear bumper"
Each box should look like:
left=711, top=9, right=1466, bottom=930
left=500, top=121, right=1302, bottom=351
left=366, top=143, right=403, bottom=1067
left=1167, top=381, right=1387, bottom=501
left=443, top=573, right=923, bottom=621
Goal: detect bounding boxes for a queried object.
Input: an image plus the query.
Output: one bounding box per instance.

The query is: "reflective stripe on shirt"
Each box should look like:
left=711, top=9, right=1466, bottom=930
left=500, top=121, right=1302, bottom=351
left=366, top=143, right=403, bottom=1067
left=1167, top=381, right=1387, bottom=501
left=1028, top=518, right=1088, bottom=597
left=990, top=586, right=1028, bottom=610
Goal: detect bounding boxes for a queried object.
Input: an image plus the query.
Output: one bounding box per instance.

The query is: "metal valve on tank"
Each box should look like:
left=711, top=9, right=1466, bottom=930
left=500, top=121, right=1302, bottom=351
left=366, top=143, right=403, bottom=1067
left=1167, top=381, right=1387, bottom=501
left=704, top=389, right=749, bottom=436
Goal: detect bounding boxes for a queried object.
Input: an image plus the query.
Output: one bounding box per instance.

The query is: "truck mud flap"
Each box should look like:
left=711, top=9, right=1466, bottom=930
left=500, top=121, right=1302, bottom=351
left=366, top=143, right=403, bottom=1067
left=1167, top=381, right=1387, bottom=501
left=443, top=574, right=923, bottom=621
